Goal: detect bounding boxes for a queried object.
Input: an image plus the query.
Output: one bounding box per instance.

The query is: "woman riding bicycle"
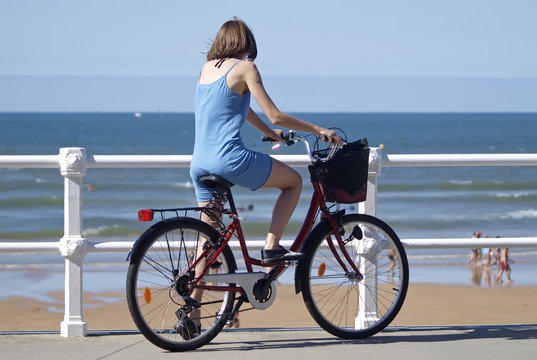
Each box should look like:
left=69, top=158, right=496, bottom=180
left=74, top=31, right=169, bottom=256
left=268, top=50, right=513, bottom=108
left=127, top=23, right=408, bottom=344
left=190, top=17, right=343, bottom=264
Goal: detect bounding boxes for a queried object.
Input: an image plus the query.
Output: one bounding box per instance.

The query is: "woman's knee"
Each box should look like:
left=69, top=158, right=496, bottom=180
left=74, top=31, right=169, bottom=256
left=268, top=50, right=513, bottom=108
left=279, top=168, right=301, bottom=198
left=288, top=168, right=302, bottom=192
left=262, top=160, right=302, bottom=192
left=277, top=163, right=302, bottom=191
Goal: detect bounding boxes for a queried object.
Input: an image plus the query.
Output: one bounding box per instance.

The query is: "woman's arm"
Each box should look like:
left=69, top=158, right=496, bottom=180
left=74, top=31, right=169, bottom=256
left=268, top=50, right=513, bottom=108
left=245, top=108, right=282, bottom=141
left=241, top=62, right=343, bottom=145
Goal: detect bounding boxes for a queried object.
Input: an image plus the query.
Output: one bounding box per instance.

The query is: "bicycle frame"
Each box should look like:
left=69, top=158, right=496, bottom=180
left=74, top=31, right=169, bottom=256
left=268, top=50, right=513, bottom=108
left=191, top=178, right=363, bottom=296
left=127, top=129, right=411, bottom=350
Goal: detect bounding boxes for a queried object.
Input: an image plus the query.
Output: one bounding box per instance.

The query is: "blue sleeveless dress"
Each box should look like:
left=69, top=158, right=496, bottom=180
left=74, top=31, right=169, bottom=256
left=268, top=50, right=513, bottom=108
left=190, top=61, right=273, bottom=202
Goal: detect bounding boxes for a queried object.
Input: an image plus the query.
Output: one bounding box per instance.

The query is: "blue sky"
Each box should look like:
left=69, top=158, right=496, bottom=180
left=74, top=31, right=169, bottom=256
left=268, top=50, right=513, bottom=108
left=1, top=0, right=536, bottom=112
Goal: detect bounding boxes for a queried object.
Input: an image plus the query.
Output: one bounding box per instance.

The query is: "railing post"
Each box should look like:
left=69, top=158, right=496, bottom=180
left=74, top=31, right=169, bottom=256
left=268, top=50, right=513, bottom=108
left=58, top=148, right=88, bottom=337
left=359, top=147, right=382, bottom=216
left=357, top=147, right=382, bottom=329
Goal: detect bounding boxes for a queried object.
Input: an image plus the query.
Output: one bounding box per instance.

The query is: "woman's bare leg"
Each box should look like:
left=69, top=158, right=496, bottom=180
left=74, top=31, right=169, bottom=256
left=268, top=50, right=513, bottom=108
left=260, top=158, right=302, bottom=250
left=190, top=200, right=223, bottom=327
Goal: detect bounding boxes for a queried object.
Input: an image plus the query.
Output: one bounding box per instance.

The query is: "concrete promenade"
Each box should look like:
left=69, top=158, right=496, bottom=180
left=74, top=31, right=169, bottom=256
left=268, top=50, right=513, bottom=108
left=1, top=325, right=536, bottom=360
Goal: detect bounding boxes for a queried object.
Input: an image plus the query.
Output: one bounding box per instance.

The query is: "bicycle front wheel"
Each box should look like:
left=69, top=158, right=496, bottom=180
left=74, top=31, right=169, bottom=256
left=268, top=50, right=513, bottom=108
left=300, top=214, right=408, bottom=339
left=126, top=217, right=236, bottom=351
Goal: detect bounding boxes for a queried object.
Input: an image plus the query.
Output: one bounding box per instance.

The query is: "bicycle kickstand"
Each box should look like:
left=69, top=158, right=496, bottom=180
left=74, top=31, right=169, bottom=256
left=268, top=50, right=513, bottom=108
left=226, top=294, right=246, bottom=327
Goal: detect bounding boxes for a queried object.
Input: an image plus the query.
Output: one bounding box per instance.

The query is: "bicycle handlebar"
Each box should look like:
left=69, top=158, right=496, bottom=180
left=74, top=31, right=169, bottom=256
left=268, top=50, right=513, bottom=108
left=262, top=131, right=342, bottom=162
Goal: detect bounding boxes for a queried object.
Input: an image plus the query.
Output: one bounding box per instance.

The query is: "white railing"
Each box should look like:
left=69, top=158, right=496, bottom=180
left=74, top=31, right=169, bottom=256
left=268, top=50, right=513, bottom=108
left=1, top=148, right=537, bottom=336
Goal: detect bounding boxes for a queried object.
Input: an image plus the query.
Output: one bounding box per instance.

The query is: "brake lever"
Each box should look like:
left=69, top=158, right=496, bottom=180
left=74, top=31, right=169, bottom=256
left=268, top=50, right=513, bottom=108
left=261, top=131, right=296, bottom=147
left=283, top=130, right=296, bottom=146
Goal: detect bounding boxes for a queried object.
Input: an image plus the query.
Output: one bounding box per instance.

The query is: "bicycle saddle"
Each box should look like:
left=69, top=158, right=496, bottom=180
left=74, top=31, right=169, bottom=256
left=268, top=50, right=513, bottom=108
left=198, top=175, right=235, bottom=190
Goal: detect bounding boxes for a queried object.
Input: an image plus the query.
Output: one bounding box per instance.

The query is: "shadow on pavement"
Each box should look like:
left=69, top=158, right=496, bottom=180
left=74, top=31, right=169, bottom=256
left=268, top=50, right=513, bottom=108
left=147, top=324, right=537, bottom=353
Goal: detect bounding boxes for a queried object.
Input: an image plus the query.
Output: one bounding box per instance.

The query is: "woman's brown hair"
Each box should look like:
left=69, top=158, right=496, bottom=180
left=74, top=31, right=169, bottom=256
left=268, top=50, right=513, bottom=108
left=207, top=17, right=257, bottom=61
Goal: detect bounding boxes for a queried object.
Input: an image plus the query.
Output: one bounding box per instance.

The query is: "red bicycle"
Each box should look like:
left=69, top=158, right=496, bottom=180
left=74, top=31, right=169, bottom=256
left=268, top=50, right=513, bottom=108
left=126, top=131, right=409, bottom=351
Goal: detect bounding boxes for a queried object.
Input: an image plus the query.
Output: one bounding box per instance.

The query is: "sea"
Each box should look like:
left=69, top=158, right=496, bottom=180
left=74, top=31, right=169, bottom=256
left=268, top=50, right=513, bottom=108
left=1, top=112, right=537, bottom=302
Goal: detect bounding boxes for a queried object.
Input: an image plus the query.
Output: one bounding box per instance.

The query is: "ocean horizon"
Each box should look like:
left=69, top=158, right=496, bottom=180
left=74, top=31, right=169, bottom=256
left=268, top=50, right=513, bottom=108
left=3, top=76, right=537, bottom=113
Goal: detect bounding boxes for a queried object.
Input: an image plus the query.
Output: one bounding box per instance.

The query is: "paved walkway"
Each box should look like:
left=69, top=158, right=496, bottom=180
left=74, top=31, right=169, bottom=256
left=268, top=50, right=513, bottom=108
left=1, top=325, right=536, bottom=360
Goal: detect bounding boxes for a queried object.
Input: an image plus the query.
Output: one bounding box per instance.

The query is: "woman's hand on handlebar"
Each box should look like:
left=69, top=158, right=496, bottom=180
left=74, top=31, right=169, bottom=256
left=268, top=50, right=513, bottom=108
left=318, top=128, right=344, bottom=147
left=271, top=129, right=284, bottom=143
left=261, top=129, right=284, bottom=143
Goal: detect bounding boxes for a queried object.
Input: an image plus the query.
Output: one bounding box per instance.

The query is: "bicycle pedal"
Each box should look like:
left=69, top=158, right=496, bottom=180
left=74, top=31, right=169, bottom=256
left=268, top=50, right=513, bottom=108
left=261, top=259, right=301, bottom=267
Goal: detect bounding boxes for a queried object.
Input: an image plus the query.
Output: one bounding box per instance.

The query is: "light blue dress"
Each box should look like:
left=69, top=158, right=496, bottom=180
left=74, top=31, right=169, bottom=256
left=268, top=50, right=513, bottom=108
left=190, top=60, right=273, bottom=202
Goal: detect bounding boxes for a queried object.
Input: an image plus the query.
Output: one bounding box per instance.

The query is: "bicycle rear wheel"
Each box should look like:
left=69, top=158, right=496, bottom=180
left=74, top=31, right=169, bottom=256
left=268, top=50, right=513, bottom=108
left=126, top=217, right=236, bottom=351
left=300, top=214, right=408, bottom=339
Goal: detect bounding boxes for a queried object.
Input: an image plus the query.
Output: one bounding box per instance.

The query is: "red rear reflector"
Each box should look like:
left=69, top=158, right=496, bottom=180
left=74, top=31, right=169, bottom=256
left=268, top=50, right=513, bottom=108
left=138, top=209, right=154, bottom=221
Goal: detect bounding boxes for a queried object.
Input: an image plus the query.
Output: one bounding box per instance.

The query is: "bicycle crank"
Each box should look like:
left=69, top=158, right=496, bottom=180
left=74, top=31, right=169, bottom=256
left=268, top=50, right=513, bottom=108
left=201, top=272, right=276, bottom=310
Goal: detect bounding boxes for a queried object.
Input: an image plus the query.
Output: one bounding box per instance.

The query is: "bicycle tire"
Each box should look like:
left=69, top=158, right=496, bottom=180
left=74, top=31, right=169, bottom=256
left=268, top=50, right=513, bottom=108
left=126, top=217, right=236, bottom=351
left=299, top=213, right=408, bottom=339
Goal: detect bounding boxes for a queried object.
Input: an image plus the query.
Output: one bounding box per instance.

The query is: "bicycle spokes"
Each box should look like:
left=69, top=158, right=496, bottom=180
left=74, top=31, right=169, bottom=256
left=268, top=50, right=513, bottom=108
left=300, top=214, right=408, bottom=339
left=126, top=218, right=236, bottom=351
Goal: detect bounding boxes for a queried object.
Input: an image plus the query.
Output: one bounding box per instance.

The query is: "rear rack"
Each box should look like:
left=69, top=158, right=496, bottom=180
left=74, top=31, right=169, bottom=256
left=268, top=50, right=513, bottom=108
left=138, top=207, right=233, bottom=222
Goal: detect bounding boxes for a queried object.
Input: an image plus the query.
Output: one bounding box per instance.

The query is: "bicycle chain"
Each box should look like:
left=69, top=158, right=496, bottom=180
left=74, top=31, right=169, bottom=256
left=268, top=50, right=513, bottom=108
left=194, top=305, right=256, bottom=322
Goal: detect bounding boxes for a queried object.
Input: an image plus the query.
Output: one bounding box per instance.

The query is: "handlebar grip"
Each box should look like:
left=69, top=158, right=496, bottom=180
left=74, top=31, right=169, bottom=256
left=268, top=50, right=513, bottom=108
left=261, top=136, right=279, bottom=142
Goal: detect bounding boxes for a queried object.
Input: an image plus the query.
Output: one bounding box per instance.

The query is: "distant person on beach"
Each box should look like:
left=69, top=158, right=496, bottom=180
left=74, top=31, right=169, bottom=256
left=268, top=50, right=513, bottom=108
left=237, top=202, right=255, bottom=212
left=489, top=237, right=502, bottom=274
left=482, top=262, right=492, bottom=287
left=482, top=242, right=493, bottom=267
left=84, top=184, right=96, bottom=191
left=490, top=247, right=501, bottom=270
left=468, top=231, right=482, bottom=265
left=184, top=17, right=343, bottom=339
left=387, top=249, right=396, bottom=281
left=497, top=248, right=513, bottom=284
left=470, top=263, right=483, bottom=286
left=481, top=246, right=495, bottom=287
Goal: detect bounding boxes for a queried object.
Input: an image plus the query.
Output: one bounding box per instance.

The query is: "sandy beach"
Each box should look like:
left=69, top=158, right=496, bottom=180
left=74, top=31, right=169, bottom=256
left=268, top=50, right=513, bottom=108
left=1, top=283, right=536, bottom=332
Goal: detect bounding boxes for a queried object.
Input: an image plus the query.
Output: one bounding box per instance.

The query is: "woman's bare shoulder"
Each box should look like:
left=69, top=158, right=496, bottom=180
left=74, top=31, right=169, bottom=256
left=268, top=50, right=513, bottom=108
left=234, top=61, right=261, bottom=82
left=201, top=60, right=219, bottom=71
left=235, top=60, right=257, bottom=73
